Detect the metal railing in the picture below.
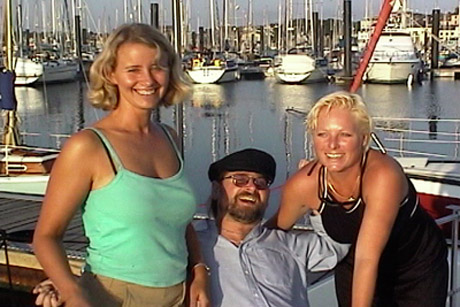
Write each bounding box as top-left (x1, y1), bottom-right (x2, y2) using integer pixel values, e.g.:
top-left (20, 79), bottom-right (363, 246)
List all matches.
top-left (437, 205), bottom-right (460, 307)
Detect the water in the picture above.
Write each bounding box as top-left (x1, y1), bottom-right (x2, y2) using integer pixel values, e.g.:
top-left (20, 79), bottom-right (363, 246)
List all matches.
top-left (9, 78), bottom-right (460, 214)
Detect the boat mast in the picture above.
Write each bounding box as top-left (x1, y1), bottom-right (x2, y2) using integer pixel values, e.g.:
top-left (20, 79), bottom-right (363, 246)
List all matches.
top-left (277, 0), bottom-right (282, 51)
top-left (209, 0), bottom-right (215, 48)
top-left (223, 0), bottom-right (228, 49)
top-left (309, 0), bottom-right (314, 52)
top-left (5, 0), bottom-right (13, 71)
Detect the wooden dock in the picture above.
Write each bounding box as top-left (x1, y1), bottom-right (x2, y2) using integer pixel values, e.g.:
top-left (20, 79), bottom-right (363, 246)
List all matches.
top-left (0, 193), bottom-right (86, 290)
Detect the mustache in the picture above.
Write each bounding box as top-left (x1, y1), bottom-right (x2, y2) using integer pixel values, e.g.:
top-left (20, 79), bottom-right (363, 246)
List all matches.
top-left (235, 191), bottom-right (261, 202)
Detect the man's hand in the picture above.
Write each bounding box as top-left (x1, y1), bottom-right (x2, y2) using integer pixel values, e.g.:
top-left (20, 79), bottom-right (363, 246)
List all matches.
top-left (33, 279), bottom-right (62, 307)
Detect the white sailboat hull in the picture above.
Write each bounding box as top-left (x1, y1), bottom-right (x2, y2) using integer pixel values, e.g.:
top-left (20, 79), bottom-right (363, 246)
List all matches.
top-left (0, 175), bottom-right (49, 196)
top-left (0, 147), bottom-right (58, 196)
top-left (187, 66), bottom-right (239, 84)
top-left (14, 58), bottom-right (43, 85)
top-left (38, 60), bottom-right (79, 83)
top-left (274, 54), bottom-right (324, 84)
top-left (14, 58), bottom-right (79, 85)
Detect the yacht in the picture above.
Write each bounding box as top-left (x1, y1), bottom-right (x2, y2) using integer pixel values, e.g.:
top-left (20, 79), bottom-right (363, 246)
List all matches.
top-left (274, 48), bottom-right (328, 84)
top-left (365, 32), bottom-right (422, 84)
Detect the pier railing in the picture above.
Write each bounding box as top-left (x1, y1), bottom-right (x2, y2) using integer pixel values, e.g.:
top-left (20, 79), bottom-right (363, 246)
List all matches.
top-left (437, 205), bottom-right (460, 307)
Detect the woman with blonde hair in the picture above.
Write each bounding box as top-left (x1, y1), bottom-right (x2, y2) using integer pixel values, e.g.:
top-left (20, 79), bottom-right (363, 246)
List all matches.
top-left (33, 23), bottom-right (209, 307)
top-left (272, 91), bottom-right (447, 306)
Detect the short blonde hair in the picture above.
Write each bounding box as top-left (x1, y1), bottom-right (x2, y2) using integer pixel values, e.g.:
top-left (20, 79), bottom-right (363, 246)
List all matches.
top-left (88, 23), bottom-right (190, 110)
top-left (306, 91), bottom-right (374, 149)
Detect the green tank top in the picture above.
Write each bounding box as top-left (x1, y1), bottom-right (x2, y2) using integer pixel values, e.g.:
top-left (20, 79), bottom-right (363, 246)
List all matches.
top-left (82, 126), bottom-right (196, 287)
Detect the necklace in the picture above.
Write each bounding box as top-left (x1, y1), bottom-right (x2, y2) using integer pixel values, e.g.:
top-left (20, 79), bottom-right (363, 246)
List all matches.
top-left (327, 171), bottom-right (361, 202)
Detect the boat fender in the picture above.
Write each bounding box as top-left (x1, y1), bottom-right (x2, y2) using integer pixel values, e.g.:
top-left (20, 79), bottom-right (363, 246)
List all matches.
top-left (407, 74), bottom-right (414, 87)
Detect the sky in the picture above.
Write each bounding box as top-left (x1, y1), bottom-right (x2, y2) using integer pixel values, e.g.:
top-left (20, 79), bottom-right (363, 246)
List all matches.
top-left (8, 0), bottom-right (457, 32)
top-left (80, 0), bottom-right (458, 31)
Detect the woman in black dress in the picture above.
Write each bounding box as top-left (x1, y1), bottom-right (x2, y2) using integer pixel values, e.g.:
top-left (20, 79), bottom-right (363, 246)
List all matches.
top-left (272, 91), bottom-right (447, 306)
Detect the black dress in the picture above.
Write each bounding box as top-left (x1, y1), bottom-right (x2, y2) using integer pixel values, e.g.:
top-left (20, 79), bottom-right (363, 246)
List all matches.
top-left (317, 162), bottom-right (448, 307)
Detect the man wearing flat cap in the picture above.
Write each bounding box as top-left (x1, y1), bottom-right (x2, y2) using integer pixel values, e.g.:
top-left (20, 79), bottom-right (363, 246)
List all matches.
top-left (195, 148), bottom-right (349, 307)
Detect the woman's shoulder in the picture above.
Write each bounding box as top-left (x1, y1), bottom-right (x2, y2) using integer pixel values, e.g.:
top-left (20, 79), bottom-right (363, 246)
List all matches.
top-left (366, 150), bottom-right (403, 175)
top-left (285, 160), bottom-right (319, 192)
top-left (60, 129), bottom-right (104, 158)
top-left (364, 150), bottom-right (407, 189)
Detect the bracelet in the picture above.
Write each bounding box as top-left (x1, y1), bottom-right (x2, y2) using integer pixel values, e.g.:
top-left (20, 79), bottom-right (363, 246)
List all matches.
top-left (192, 262), bottom-right (211, 275)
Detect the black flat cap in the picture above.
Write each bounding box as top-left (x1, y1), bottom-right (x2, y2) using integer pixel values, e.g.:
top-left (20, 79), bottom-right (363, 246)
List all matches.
top-left (208, 148), bottom-right (276, 183)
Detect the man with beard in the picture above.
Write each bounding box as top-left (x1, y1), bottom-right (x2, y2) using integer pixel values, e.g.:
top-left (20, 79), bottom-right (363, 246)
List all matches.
top-left (196, 148), bottom-right (349, 307)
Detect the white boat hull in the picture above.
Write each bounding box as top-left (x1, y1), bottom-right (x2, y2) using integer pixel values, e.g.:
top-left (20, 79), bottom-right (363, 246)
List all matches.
top-left (186, 66), bottom-right (239, 84)
top-left (274, 54), bottom-right (326, 84)
top-left (0, 175), bottom-right (49, 195)
top-left (38, 60), bottom-right (79, 83)
top-left (14, 58), bottom-right (43, 85)
top-left (365, 32), bottom-right (422, 84)
top-left (14, 58), bottom-right (79, 85)
top-left (0, 147), bottom-right (57, 196)
top-left (366, 60), bottom-right (421, 84)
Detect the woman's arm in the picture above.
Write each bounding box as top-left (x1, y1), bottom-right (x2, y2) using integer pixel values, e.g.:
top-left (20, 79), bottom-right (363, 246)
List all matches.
top-left (186, 224), bottom-right (210, 307)
top-left (267, 164), bottom-right (317, 229)
top-left (163, 125), bottom-right (210, 306)
top-left (351, 156), bottom-right (406, 307)
top-left (33, 131), bottom-right (101, 307)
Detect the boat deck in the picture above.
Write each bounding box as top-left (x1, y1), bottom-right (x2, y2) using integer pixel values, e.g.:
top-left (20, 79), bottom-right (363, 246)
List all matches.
top-left (0, 193), bottom-right (86, 289)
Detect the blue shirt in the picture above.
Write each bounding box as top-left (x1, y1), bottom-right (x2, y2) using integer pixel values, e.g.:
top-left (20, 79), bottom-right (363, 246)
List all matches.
top-left (195, 216), bottom-right (349, 307)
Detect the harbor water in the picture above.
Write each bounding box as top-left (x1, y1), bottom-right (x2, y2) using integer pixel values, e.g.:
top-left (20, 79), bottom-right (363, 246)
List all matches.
top-left (10, 78), bottom-right (460, 215)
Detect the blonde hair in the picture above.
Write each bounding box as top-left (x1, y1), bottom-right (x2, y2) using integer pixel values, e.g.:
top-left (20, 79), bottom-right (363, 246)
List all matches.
top-left (88, 23), bottom-right (190, 110)
top-left (306, 91), bottom-right (374, 149)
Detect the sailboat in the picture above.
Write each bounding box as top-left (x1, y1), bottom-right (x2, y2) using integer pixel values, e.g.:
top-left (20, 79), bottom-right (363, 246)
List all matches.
top-left (185, 0), bottom-right (239, 84)
top-left (14, 57), bottom-right (79, 86)
top-left (0, 0), bottom-right (58, 196)
top-left (273, 0), bottom-right (328, 84)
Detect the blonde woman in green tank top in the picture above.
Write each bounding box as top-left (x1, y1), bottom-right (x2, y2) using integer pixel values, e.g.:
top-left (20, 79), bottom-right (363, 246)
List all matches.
top-left (33, 24), bottom-right (210, 307)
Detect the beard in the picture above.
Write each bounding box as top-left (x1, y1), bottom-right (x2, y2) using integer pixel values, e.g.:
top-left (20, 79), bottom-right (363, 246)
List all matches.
top-left (226, 191), bottom-right (265, 224)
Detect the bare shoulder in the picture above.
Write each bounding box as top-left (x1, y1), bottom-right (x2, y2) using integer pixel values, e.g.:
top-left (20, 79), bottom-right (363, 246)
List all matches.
top-left (284, 160), bottom-right (319, 199)
top-left (55, 129), bottom-right (104, 167)
top-left (363, 150), bottom-right (407, 197)
top-left (365, 150), bottom-right (404, 179)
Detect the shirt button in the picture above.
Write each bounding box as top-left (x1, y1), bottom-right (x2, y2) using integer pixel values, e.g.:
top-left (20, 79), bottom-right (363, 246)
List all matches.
top-left (244, 270), bottom-right (249, 275)
top-left (254, 293), bottom-right (259, 297)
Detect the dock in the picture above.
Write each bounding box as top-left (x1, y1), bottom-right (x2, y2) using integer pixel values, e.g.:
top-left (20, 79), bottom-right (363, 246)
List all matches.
top-left (0, 193), bottom-right (86, 290)
top-left (432, 68), bottom-right (460, 79)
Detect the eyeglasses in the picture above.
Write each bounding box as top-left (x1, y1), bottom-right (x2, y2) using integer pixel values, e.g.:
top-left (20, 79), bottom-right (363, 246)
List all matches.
top-left (222, 174), bottom-right (271, 190)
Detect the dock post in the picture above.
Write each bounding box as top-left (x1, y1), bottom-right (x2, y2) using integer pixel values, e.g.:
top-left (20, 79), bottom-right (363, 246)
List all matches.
top-left (150, 3), bottom-right (161, 123)
top-left (171, 0), bottom-right (184, 155)
top-left (343, 0), bottom-right (352, 77)
top-left (150, 3), bottom-right (160, 30)
top-left (313, 12), bottom-right (319, 56)
top-left (431, 9), bottom-right (440, 80)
